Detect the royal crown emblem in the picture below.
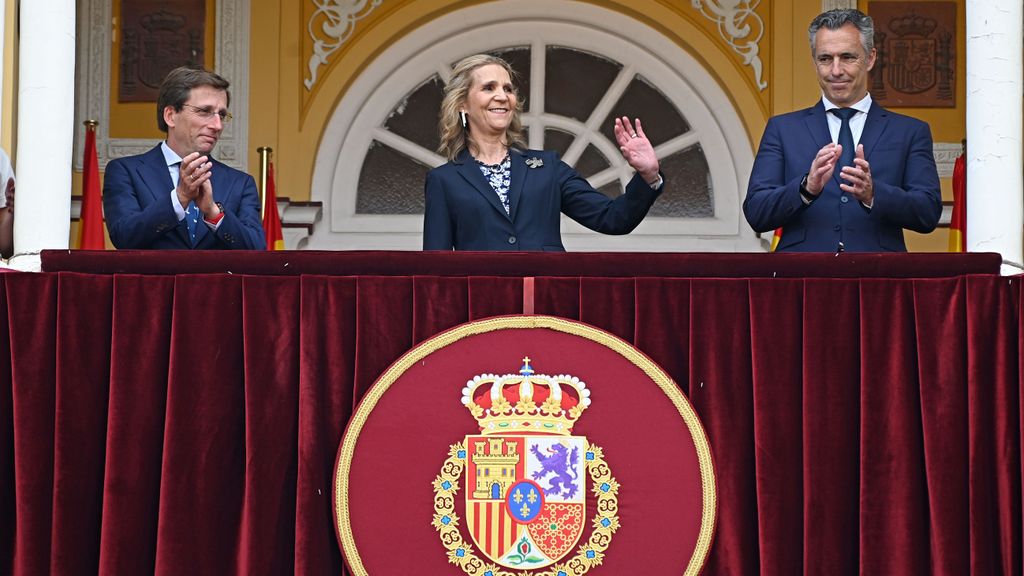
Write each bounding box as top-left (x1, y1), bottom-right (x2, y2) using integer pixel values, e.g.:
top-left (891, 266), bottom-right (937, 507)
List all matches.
top-left (433, 358), bottom-right (620, 576)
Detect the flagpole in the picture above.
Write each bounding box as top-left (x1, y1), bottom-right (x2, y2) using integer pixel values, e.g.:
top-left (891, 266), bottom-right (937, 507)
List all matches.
top-left (257, 146), bottom-right (271, 221)
top-left (79, 118), bottom-right (104, 250)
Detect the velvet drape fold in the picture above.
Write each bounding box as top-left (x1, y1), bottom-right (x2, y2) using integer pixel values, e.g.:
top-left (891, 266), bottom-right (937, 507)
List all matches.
top-left (1, 257), bottom-right (1020, 574)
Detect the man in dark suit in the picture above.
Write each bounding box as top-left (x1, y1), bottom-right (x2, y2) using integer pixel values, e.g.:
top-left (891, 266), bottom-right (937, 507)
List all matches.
top-left (103, 67), bottom-right (265, 250)
top-left (743, 9), bottom-right (942, 252)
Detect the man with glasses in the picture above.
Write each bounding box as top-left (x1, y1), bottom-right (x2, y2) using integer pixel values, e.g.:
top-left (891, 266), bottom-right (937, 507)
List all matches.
top-left (743, 9), bottom-right (941, 252)
top-left (103, 67), bottom-right (266, 249)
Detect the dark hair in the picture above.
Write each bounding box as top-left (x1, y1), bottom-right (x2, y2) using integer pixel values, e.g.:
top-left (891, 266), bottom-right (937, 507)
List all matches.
top-left (156, 67), bottom-right (231, 132)
top-left (808, 9), bottom-right (875, 56)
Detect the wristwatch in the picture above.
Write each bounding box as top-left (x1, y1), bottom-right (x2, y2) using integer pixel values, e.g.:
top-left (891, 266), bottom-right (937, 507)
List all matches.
top-left (799, 174), bottom-right (817, 202)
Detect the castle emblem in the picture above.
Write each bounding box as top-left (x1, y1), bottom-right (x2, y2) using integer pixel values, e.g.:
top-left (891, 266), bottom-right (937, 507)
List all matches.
top-left (432, 358), bottom-right (620, 576)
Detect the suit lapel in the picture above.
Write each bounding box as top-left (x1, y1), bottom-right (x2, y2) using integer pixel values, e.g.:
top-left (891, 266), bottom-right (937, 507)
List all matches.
top-left (456, 152), bottom-right (510, 220)
top-left (507, 151), bottom-right (527, 221)
top-left (802, 105), bottom-right (849, 188)
top-left (858, 102), bottom-right (888, 160)
top-left (803, 103), bottom-right (832, 150)
top-left (139, 145), bottom-right (191, 246)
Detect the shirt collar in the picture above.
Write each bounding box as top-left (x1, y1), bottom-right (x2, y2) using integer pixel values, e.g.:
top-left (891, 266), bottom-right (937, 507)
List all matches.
top-left (160, 141), bottom-right (183, 167)
top-left (821, 93), bottom-right (872, 114)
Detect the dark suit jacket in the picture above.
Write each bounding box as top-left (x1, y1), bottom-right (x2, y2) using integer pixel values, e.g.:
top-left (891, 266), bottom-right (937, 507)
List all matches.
top-left (743, 101), bottom-right (942, 252)
top-left (103, 144), bottom-right (266, 250)
top-left (423, 149), bottom-right (661, 251)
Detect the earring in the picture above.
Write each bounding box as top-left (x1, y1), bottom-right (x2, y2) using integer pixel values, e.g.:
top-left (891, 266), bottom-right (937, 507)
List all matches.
top-left (460, 111), bottom-right (467, 129)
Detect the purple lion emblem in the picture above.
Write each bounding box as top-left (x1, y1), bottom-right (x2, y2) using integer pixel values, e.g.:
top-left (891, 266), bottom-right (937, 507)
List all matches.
top-left (530, 443), bottom-right (580, 499)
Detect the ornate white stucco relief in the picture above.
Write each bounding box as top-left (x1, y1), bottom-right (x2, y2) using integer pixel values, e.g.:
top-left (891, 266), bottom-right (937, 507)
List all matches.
top-left (304, 0), bottom-right (383, 90)
top-left (690, 0), bottom-right (768, 90)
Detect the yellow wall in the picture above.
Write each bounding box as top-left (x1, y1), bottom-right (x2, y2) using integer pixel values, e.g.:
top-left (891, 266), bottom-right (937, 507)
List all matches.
top-left (256, 0), bottom-right (773, 208)
top-left (108, 0), bottom-right (218, 140)
top-left (75, 0), bottom-right (966, 251)
top-left (2, 0), bottom-right (16, 155)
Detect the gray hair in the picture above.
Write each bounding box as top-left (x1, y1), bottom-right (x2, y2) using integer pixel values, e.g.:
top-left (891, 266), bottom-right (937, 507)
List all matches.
top-left (808, 9), bottom-right (875, 56)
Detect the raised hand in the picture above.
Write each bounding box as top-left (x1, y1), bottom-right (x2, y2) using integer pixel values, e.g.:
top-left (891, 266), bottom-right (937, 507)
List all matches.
top-left (614, 117), bottom-right (660, 185)
top-left (839, 144), bottom-right (874, 206)
top-left (175, 152), bottom-right (213, 209)
top-left (5, 177), bottom-right (13, 215)
top-left (805, 143), bottom-right (840, 196)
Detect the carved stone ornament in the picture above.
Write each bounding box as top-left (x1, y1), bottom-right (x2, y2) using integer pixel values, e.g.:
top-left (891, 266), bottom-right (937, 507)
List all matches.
top-left (304, 0), bottom-right (383, 91)
top-left (821, 0), bottom-right (857, 11)
top-left (119, 2), bottom-right (206, 102)
top-left (689, 0), bottom-right (767, 91)
top-left (75, 0), bottom-right (251, 171)
top-left (868, 2), bottom-right (957, 108)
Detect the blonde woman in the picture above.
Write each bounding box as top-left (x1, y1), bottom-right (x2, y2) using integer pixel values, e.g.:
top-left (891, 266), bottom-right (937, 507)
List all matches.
top-left (423, 54), bottom-right (664, 251)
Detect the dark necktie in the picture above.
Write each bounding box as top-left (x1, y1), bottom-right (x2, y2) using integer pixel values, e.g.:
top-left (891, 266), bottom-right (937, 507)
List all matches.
top-left (174, 162), bottom-right (199, 245)
top-left (830, 107), bottom-right (857, 170)
top-left (186, 202), bottom-right (199, 245)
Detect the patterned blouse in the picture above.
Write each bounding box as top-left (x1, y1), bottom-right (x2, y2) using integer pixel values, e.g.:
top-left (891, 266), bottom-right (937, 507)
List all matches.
top-left (476, 153), bottom-right (512, 215)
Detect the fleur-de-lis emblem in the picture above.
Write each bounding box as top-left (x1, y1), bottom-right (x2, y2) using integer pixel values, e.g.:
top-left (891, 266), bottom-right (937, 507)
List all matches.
top-left (525, 157), bottom-right (544, 169)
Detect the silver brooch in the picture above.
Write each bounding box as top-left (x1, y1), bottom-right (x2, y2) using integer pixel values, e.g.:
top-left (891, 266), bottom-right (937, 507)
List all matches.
top-left (525, 157), bottom-right (544, 169)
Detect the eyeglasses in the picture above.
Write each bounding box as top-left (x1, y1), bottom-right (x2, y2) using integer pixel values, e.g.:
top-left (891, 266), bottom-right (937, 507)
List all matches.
top-left (182, 104), bottom-right (233, 124)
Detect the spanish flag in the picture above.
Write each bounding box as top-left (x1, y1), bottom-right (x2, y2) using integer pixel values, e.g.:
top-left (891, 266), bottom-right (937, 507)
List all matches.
top-left (79, 121), bottom-right (106, 249)
top-left (948, 149), bottom-right (966, 252)
top-left (263, 160), bottom-right (284, 251)
top-left (770, 227), bottom-right (782, 252)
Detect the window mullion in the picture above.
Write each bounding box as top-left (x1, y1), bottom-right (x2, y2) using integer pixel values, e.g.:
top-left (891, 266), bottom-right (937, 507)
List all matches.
top-left (562, 64), bottom-right (635, 166)
top-left (528, 40), bottom-right (546, 149)
top-left (372, 128), bottom-right (446, 169)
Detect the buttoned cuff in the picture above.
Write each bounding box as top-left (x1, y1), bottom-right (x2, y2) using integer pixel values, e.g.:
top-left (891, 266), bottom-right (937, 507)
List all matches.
top-left (170, 188), bottom-right (187, 221)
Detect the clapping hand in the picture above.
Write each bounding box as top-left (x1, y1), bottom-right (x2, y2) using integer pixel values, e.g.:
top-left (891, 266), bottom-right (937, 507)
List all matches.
top-left (839, 145), bottom-right (874, 206)
top-left (176, 152), bottom-right (222, 220)
top-left (805, 143), bottom-right (840, 197)
top-left (4, 178), bottom-right (13, 215)
top-left (614, 117), bottom-right (660, 186)
top-left (175, 152), bottom-right (213, 209)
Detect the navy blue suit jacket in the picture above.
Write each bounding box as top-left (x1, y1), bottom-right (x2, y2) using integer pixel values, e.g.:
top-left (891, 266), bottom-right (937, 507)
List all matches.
top-left (743, 101), bottom-right (941, 252)
top-left (423, 149), bottom-right (661, 251)
top-left (103, 144), bottom-right (266, 250)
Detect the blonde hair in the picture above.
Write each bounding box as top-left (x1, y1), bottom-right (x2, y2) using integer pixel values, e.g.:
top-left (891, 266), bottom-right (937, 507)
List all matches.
top-left (438, 54), bottom-right (527, 161)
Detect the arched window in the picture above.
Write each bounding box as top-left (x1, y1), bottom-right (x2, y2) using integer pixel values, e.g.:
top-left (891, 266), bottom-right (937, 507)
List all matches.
top-left (311, 2), bottom-right (757, 251)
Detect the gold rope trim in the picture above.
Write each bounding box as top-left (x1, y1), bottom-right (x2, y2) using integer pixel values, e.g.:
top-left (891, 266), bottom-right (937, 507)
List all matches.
top-left (335, 316), bottom-right (716, 575)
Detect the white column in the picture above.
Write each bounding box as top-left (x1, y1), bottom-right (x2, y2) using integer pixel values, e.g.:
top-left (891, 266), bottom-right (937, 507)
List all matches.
top-left (966, 0), bottom-right (1023, 274)
top-left (0, 0), bottom-right (6, 139)
top-left (9, 0), bottom-right (76, 271)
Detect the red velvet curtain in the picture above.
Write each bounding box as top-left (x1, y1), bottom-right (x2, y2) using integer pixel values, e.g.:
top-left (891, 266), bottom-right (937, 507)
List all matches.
top-left (1, 268), bottom-right (1021, 575)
